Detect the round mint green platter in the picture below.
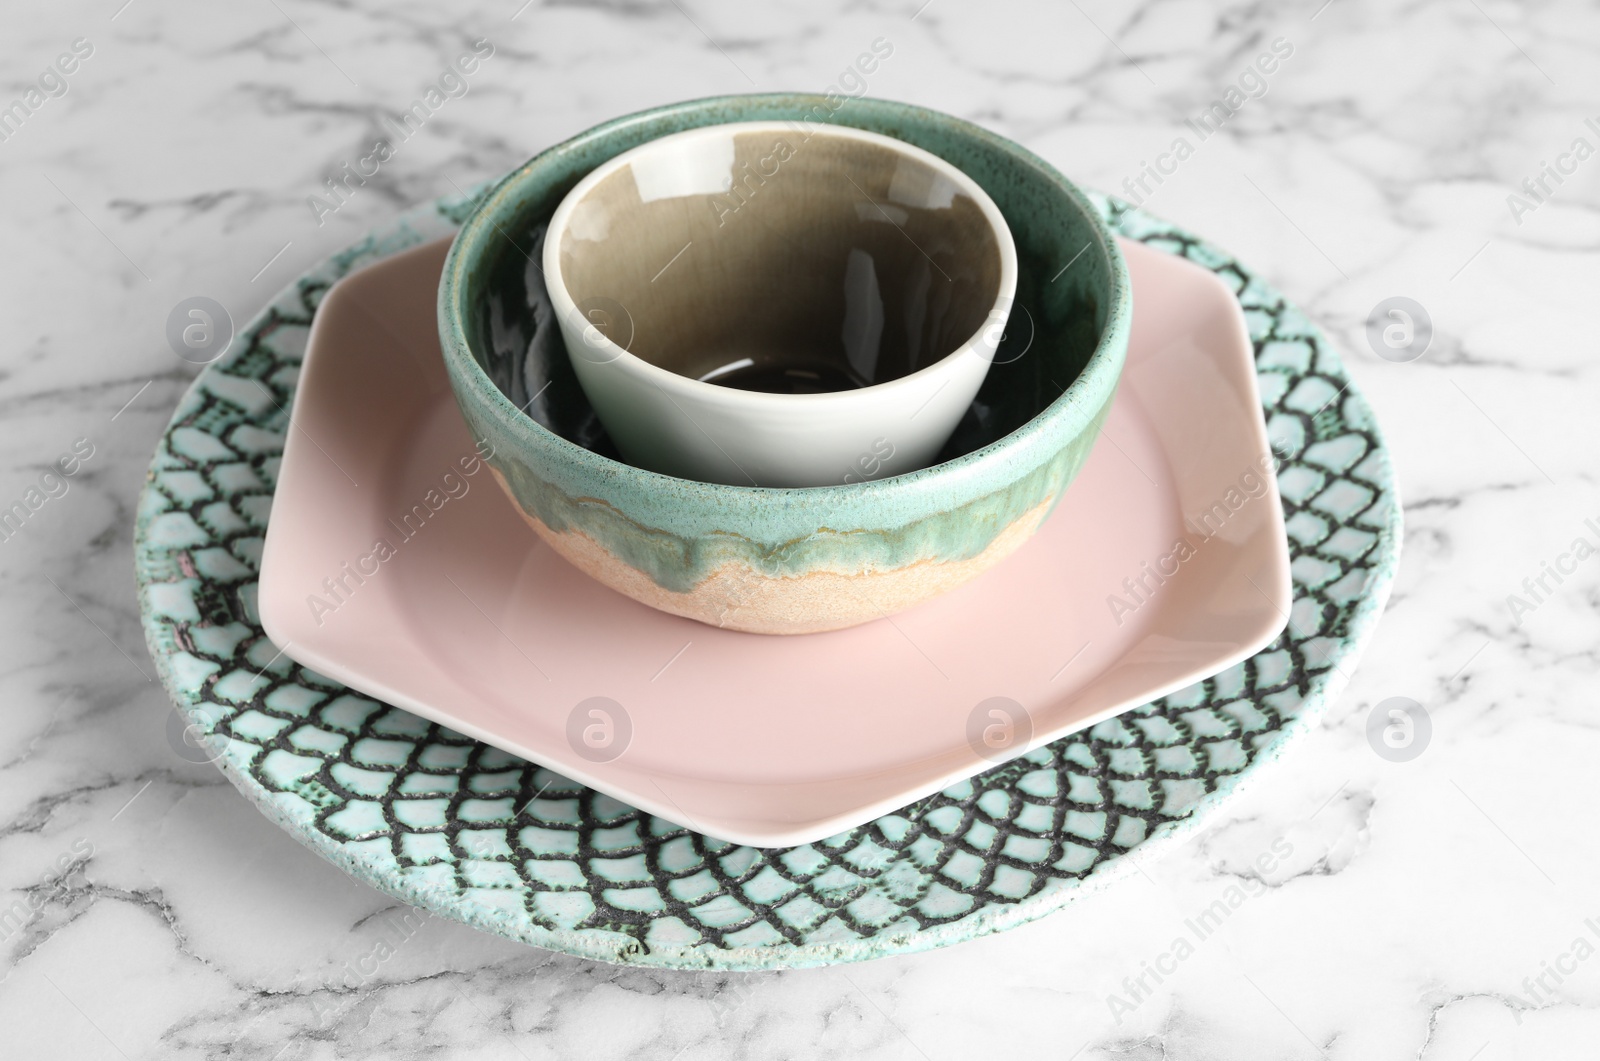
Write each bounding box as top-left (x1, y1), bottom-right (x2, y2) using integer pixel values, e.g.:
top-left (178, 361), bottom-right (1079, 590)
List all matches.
top-left (135, 166), bottom-right (1400, 972)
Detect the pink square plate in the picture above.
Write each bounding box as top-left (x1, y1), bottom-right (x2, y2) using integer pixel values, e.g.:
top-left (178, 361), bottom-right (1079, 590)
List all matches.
top-left (258, 236), bottom-right (1290, 848)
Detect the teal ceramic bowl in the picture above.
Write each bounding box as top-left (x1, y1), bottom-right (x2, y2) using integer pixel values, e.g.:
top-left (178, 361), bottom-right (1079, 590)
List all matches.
top-left (438, 94), bottom-right (1131, 635)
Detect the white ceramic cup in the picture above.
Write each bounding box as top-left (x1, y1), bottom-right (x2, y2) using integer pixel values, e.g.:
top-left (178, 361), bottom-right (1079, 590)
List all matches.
top-left (542, 121), bottom-right (1018, 488)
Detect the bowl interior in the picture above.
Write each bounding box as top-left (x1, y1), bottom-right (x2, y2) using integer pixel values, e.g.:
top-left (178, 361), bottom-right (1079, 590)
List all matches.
top-left (462, 97), bottom-right (1113, 470)
top-left (552, 123), bottom-right (1005, 393)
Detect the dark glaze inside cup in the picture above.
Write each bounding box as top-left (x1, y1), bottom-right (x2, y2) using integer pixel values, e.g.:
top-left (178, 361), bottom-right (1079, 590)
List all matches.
top-left (553, 125), bottom-right (1004, 394)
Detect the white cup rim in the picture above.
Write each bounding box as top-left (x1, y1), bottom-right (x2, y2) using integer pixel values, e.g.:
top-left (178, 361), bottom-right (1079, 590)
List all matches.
top-left (541, 120), bottom-right (1020, 408)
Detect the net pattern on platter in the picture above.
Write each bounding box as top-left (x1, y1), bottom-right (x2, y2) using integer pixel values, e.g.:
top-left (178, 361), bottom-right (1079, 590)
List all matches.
top-left (136, 195), bottom-right (1397, 964)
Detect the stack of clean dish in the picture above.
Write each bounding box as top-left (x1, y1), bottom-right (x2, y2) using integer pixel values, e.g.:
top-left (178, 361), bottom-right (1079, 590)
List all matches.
top-left (251, 95), bottom-right (1294, 848)
top-left (139, 93), bottom-right (1413, 969)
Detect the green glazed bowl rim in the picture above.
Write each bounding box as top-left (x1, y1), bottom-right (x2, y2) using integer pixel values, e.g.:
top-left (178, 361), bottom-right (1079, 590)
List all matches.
top-left (437, 92), bottom-right (1132, 504)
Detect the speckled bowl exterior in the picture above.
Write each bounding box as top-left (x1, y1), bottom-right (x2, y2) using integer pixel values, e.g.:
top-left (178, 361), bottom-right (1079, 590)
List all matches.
top-left (437, 94), bottom-right (1131, 635)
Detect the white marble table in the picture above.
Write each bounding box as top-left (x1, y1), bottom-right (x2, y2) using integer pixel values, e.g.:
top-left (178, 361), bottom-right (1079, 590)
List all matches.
top-left (1, 0), bottom-right (1595, 1057)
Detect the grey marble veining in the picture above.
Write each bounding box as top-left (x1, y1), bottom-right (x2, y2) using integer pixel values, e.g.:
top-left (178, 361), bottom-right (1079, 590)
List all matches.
top-left (1, 0), bottom-right (1597, 1057)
